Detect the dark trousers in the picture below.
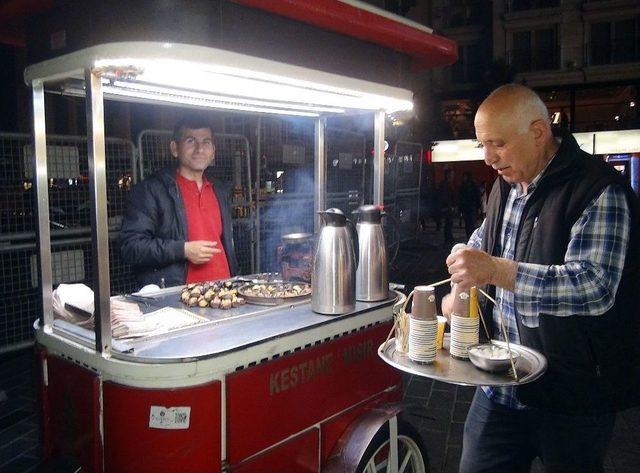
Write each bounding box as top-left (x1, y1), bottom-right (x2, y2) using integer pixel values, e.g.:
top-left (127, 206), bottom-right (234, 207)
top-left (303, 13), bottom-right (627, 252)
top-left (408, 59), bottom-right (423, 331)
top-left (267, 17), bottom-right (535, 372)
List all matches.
top-left (460, 388), bottom-right (615, 473)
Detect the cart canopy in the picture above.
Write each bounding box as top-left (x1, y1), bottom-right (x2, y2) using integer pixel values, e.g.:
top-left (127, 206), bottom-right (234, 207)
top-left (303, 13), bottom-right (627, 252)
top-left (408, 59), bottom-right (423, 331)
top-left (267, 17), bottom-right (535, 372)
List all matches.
top-left (24, 42), bottom-right (414, 117)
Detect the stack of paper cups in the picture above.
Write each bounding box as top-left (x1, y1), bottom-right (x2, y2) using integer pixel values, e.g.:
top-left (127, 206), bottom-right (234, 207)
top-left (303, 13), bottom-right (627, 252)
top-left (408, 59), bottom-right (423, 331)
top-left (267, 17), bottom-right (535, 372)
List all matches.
top-left (409, 317), bottom-right (438, 363)
top-left (450, 313), bottom-right (479, 359)
top-left (408, 285), bottom-right (438, 364)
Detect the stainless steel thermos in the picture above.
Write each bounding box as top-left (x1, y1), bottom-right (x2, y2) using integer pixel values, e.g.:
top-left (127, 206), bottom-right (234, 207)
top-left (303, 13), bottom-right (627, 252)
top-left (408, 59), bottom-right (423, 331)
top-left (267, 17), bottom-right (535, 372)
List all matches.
top-left (354, 205), bottom-right (389, 302)
top-left (311, 208), bottom-right (358, 315)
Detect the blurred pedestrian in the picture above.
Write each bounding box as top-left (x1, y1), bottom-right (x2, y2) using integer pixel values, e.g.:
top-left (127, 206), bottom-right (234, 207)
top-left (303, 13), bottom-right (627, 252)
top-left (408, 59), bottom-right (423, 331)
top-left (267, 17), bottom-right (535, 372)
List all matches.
top-left (479, 180), bottom-right (489, 218)
top-left (458, 171), bottom-right (481, 239)
top-left (437, 169), bottom-right (455, 243)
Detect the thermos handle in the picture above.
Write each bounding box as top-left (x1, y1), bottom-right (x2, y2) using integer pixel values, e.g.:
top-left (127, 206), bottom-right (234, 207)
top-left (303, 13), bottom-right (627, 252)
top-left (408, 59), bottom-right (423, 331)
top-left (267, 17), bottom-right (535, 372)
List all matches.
top-left (346, 218), bottom-right (359, 268)
top-left (381, 209), bottom-right (401, 265)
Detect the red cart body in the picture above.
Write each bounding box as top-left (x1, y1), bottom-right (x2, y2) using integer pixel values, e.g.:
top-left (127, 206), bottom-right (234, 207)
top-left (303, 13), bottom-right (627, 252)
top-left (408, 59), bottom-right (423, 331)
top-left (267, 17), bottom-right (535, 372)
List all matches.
top-left (36, 301), bottom-right (404, 472)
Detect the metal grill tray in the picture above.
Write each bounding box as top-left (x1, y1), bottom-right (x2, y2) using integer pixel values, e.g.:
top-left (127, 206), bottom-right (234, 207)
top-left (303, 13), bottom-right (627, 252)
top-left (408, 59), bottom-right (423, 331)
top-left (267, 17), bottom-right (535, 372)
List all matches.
top-left (378, 339), bottom-right (547, 387)
top-left (236, 283), bottom-right (311, 306)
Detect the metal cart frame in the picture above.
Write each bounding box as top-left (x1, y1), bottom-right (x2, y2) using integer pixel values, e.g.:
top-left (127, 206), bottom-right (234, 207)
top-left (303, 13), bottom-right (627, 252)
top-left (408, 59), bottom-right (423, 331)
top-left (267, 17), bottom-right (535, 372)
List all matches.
top-left (25, 41), bottom-right (412, 357)
top-left (26, 42), bottom-right (427, 473)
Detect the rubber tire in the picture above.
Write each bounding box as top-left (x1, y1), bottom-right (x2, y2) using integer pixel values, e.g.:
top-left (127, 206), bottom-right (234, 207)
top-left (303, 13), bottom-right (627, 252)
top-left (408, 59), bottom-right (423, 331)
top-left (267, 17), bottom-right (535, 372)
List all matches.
top-left (355, 420), bottom-right (430, 473)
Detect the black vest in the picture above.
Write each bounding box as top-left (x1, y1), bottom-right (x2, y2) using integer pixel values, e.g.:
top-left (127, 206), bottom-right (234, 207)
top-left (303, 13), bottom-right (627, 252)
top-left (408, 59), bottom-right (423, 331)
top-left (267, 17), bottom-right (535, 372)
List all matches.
top-left (481, 132), bottom-right (640, 415)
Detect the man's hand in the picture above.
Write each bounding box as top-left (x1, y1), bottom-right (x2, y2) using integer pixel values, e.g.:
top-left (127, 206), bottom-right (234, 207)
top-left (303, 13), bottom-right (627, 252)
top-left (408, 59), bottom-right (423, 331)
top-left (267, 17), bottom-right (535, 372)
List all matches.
top-left (446, 247), bottom-right (517, 291)
top-left (441, 293), bottom-right (453, 321)
top-left (184, 240), bottom-right (221, 265)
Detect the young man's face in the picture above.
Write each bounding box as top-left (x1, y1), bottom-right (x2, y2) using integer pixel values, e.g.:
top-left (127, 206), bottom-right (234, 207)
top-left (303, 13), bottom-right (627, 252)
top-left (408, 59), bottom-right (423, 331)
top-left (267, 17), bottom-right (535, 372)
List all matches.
top-left (171, 127), bottom-right (215, 175)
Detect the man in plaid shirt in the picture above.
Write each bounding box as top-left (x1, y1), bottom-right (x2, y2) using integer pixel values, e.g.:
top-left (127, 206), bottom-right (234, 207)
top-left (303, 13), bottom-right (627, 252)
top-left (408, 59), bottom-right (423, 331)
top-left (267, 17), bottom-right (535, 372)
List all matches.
top-left (442, 85), bottom-right (639, 473)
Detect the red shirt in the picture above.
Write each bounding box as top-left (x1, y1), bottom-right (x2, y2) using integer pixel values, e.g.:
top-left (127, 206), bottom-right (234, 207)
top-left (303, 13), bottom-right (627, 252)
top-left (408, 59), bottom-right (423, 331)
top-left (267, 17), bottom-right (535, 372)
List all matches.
top-left (176, 172), bottom-right (230, 283)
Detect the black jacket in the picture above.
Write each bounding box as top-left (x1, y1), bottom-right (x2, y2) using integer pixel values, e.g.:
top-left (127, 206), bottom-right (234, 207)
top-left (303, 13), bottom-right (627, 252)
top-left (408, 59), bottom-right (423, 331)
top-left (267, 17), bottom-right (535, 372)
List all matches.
top-left (481, 132), bottom-right (640, 414)
top-left (119, 166), bottom-right (239, 288)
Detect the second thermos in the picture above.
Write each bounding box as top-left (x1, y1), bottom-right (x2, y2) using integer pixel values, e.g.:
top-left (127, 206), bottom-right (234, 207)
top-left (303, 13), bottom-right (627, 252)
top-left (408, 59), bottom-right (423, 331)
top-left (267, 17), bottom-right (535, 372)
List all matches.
top-left (355, 205), bottom-right (394, 302)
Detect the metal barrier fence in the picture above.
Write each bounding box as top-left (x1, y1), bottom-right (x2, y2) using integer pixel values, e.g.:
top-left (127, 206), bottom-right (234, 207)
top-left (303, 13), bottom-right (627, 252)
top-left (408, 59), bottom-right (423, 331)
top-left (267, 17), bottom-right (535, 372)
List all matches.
top-left (392, 141), bottom-right (423, 242)
top-left (326, 128), bottom-right (366, 194)
top-left (256, 122), bottom-right (368, 271)
top-left (259, 194), bottom-right (315, 272)
top-left (258, 189), bottom-right (360, 273)
top-left (137, 130), bottom-right (256, 275)
top-left (256, 129), bottom-right (423, 268)
top-left (137, 123), bottom-right (370, 274)
top-left (0, 125), bottom-right (422, 353)
top-left (394, 141), bottom-right (423, 191)
top-left (255, 117), bottom-right (312, 272)
top-left (384, 153), bottom-right (398, 200)
top-left (0, 132), bottom-right (137, 352)
top-left (395, 189), bottom-right (421, 242)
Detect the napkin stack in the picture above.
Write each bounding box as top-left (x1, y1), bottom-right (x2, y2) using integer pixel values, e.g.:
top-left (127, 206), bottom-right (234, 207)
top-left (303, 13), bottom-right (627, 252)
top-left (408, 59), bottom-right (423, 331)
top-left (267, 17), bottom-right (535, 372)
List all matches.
top-left (52, 284), bottom-right (157, 338)
top-left (52, 283), bottom-right (94, 326)
top-left (110, 299), bottom-right (157, 338)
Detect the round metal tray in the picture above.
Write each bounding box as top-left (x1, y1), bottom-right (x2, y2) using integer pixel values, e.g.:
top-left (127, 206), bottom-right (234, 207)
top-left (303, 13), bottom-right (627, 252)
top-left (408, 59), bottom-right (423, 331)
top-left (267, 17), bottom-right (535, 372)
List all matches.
top-left (378, 338), bottom-right (547, 387)
top-left (232, 272), bottom-right (283, 284)
top-left (237, 283), bottom-right (311, 306)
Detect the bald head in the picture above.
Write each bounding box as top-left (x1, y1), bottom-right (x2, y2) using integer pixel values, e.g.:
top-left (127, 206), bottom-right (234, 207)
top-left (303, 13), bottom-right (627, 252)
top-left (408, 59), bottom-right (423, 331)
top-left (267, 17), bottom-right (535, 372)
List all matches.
top-left (476, 84), bottom-right (550, 134)
top-left (473, 84), bottom-right (559, 190)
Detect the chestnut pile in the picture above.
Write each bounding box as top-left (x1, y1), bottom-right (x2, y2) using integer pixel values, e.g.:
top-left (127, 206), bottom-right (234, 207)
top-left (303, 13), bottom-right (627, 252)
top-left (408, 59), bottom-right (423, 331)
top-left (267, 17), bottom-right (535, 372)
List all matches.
top-left (180, 280), bottom-right (246, 310)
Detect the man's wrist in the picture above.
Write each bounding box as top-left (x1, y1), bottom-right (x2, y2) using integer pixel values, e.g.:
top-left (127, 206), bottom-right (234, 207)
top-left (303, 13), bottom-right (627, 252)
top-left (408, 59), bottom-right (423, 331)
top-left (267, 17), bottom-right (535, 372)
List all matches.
top-left (441, 293), bottom-right (453, 317)
top-left (489, 257), bottom-right (517, 291)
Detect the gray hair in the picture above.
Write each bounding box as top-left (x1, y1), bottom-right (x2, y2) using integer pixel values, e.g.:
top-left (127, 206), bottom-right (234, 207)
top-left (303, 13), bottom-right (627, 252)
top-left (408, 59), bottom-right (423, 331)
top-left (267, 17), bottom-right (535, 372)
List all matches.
top-left (485, 84), bottom-right (550, 134)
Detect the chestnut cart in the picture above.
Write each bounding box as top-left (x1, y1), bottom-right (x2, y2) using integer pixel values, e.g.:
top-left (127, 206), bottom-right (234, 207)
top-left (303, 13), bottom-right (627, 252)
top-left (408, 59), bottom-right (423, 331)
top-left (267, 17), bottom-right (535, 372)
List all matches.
top-left (37, 288), bottom-right (412, 472)
top-left (27, 42), bottom-right (434, 472)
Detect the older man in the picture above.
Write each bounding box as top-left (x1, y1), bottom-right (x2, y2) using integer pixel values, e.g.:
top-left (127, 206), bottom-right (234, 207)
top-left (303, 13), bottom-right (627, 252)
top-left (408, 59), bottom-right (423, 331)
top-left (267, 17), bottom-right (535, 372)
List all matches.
top-left (443, 84), bottom-right (639, 473)
top-left (120, 115), bottom-right (238, 288)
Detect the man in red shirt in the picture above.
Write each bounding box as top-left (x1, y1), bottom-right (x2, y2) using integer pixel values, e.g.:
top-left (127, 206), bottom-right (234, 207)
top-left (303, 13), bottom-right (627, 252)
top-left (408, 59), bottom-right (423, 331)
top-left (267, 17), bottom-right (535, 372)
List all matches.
top-left (120, 115), bottom-right (238, 287)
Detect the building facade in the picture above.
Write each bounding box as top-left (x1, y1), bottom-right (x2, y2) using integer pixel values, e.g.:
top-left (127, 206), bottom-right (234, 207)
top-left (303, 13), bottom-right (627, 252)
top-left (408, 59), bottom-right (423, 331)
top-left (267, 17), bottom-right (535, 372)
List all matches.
top-left (425, 0), bottom-right (640, 137)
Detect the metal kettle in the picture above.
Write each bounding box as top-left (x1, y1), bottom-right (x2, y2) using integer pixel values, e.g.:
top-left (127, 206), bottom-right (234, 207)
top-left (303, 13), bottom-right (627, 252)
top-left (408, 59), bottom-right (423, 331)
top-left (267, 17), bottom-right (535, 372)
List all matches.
top-left (311, 208), bottom-right (359, 315)
top-left (354, 205), bottom-right (396, 302)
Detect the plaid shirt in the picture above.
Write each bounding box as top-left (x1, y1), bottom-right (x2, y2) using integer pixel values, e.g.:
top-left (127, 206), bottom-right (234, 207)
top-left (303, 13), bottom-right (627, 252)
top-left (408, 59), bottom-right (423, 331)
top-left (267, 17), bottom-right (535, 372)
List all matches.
top-left (467, 168), bottom-right (630, 409)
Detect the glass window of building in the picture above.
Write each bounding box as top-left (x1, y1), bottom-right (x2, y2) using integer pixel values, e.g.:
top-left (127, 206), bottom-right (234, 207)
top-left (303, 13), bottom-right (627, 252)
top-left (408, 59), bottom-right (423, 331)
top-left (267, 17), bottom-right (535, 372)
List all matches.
top-left (511, 27), bottom-right (558, 72)
top-left (510, 0), bottom-right (559, 12)
top-left (589, 17), bottom-right (640, 65)
top-left (446, 0), bottom-right (486, 27)
top-left (534, 28), bottom-right (558, 70)
top-left (512, 31), bottom-right (533, 72)
top-left (451, 43), bottom-right (485, 83)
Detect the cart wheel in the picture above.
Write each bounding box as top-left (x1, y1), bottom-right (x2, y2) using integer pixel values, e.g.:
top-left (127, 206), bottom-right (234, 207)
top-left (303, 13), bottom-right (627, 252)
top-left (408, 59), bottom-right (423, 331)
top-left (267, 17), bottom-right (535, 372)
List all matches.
top-left (356, 420), bottom-right (429, 473)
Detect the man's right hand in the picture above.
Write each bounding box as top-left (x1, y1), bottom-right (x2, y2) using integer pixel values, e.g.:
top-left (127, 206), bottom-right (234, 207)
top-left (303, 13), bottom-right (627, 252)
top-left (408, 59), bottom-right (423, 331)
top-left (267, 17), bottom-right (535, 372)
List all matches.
top-left (184, 240), bottom-right (221, 264)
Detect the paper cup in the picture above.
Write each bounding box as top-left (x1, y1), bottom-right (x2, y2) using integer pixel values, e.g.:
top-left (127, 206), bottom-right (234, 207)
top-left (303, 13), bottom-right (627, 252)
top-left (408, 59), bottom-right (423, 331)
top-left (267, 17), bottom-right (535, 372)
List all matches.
top-left (450, 314), bottom-right (479, 359)
top-left (436, 316), bottom-right (447, 350)
top-left (412, 285), bottom-right (437, 320)
top-left (408, 317), bottom-right (437, 364)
